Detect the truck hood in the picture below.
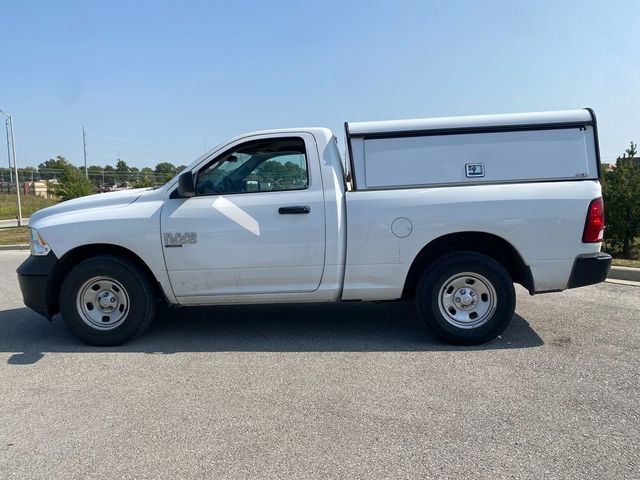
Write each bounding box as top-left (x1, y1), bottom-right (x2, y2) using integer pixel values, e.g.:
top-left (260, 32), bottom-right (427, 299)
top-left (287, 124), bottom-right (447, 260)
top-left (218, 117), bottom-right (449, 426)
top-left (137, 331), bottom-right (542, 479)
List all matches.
top-left (29, 188), bottom-right (153, 227)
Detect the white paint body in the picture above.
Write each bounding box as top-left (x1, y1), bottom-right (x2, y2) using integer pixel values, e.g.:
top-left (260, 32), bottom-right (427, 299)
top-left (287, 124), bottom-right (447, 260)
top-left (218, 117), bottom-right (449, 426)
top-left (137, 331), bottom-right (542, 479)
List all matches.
top-left (29, 110), bottom-right (602, 306)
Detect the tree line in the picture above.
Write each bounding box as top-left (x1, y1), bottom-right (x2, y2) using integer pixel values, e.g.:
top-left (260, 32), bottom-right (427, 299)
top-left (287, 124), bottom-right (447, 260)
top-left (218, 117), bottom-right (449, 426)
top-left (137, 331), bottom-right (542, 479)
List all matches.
top-left (0, 156), bottom-right (187, 189)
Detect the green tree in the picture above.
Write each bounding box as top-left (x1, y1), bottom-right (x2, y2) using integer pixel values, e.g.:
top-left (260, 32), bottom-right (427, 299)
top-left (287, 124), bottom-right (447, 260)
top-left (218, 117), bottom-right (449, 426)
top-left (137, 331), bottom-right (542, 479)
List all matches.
top-left (139, 167), bottom-right (155, 180)
top-left (116, 159), bottom-right (131, 183)
top-left (136, 167), bottom-right (157, 187)
top-left (18, 166), bottom-right (39, 181)
top-left (0, 167), bottom-right (10, 182)
top-left (87, 165), bottom-right (105, 186)
top-left (115, 159), bottom-right (129, 171)
top-left (256, 159), bottom-right (305, 189)
top-left (132, 177), bottom-right (156, 188)
top-left (602, 141), bottom-right (640, 257)
top-left (103, 165), bottom-right (117, 186)
top-left (38, 156), bottom-right (73, 180)
top-left (52, 165), bottom-right (94, 201)
top-left (154, 162), bottom-right (177, 183)
top-left (131, 166), bottom-right (156, 188)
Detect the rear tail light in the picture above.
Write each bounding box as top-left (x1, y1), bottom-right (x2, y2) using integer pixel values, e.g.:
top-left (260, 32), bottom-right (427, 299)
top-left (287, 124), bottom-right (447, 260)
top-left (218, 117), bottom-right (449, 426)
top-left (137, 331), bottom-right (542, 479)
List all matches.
top-left (582, 197), bottom-right (605, 243)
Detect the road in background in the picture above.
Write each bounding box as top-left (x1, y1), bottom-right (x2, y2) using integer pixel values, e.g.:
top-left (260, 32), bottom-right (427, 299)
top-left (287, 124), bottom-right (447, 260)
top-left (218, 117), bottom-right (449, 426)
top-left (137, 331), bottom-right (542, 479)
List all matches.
top-left (0, 218), bottom-right (29, 228)
top-left (0, 251), bottom-right (638, 479)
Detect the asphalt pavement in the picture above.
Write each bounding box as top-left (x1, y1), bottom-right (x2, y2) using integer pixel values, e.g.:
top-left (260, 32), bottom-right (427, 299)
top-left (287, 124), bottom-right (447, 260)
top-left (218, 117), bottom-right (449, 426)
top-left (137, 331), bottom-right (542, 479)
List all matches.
top-left (0, 250), bottom-right (638, 479)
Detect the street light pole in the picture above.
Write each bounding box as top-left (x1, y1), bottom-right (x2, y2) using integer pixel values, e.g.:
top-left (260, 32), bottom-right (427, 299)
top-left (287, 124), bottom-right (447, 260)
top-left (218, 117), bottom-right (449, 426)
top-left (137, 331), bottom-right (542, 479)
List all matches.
top-left (3, 117), bottom-right (12, 183)
top-left (82, 126), bottom-right (88, 178)
top-left (9, 116), bottom-right (22, 226)
top-left (0, 108), bottom-right (23, 226)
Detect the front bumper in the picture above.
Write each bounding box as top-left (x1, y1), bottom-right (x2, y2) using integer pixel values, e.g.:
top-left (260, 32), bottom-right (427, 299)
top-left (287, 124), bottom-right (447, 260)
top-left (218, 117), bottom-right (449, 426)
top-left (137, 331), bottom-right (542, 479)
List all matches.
top-left (16, 251), bottom-right (58, 320)
top-left (567, 252), bottom-right (612, 289)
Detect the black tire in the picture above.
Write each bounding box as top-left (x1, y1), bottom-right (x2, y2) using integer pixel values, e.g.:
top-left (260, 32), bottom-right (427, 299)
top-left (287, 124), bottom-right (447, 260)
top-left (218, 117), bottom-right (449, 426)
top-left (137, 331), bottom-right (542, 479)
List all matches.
top-left (416, 251), bottom-right (515, 345)
top-left (59, 255), bottom-right (157, 346)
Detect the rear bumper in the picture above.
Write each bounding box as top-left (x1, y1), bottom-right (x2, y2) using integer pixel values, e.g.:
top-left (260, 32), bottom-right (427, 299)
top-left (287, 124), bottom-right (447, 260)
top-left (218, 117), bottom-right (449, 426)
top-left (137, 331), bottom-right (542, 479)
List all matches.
top-left (16, 251), bottom-right (58, 320)
top-left (567, 252), bottom-right (612, 289)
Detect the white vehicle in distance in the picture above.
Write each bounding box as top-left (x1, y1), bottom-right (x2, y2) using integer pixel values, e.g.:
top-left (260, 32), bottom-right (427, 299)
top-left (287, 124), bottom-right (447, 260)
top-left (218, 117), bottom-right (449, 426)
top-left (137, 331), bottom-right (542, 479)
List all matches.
top-left (17, 109), bottom-right (611, 346)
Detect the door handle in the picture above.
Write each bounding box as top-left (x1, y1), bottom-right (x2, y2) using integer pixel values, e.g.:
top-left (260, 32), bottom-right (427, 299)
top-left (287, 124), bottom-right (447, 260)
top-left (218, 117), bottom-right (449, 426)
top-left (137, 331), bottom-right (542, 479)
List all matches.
top-left (278, 206), bottom-right (310, 214)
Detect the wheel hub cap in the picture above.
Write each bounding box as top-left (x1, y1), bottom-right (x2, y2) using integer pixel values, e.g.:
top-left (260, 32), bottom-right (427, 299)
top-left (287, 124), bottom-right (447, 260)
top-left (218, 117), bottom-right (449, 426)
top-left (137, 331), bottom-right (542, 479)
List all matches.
top-left (438, 273), bottom-right (497, 329)
top-left (76, 276), bottom-right (130, 331)
top-left (97, 291), bottom-right (117, 311)
top-left (454, 288), bottom-right (477, 309)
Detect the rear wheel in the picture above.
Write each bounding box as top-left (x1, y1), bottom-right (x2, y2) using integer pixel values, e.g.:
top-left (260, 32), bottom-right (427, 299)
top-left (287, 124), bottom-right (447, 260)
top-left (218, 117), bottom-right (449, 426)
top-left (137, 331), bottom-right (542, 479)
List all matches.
top-left (416, 251), bottom-right (515, 345)
top-left (59, 255), bottom-right (156, 346)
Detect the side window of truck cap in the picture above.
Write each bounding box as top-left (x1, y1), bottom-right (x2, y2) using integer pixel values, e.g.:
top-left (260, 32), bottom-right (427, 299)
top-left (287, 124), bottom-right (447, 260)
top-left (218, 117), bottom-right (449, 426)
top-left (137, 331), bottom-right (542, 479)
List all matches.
top-left (195, 137), bottom-right (309, 196)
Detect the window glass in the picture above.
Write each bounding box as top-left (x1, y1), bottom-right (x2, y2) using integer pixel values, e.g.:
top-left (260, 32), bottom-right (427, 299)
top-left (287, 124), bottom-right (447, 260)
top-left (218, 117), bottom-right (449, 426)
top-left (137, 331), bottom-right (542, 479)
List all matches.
top-left (195, 138), bottom-right (308, 195)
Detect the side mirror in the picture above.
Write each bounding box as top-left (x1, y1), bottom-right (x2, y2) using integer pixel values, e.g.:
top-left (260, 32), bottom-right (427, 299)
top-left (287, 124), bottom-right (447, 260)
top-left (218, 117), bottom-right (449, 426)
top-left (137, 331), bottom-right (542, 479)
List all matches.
top-left (176, 171), bottom-right (195, 198)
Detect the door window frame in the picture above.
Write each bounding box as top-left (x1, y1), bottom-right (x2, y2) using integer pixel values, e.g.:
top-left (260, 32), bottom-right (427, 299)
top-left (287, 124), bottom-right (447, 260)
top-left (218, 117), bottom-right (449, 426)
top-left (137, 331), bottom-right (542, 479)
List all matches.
top-left (192, 136), bottom-right (311, 197)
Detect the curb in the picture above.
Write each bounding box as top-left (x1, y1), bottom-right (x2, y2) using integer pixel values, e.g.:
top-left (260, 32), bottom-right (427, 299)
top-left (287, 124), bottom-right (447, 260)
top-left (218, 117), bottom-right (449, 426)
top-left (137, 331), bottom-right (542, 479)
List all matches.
top-left (608, 266), bottom-right (640, 282)
top-left (0, 244), bottom-right (29, 251)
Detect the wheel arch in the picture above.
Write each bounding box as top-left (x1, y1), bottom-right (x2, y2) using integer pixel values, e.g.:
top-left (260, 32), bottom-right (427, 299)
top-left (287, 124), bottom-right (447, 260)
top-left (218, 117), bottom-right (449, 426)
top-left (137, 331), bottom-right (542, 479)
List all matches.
top-left (402, 231), bottom-right (534, 298)
top-left (49, 243), bottom-right (165, 315)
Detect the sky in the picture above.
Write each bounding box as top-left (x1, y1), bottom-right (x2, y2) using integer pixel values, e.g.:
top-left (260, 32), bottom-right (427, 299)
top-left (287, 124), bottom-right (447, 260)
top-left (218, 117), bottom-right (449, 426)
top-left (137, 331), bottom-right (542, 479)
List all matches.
top-left (0, 0), bottom-right (638, 169)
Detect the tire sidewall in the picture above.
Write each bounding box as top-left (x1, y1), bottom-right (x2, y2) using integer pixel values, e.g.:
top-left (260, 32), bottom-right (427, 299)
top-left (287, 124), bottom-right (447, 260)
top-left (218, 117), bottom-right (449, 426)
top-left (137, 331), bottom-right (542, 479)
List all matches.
top-left (417, 253), bottom-right (515, 345)
top-left (60, 257), bottom-right (153, 346)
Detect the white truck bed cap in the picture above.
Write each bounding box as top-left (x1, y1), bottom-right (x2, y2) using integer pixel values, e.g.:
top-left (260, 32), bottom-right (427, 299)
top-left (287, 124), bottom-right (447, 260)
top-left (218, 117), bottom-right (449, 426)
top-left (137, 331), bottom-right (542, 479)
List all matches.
top-left (346, 109), bottom-right (593, 137)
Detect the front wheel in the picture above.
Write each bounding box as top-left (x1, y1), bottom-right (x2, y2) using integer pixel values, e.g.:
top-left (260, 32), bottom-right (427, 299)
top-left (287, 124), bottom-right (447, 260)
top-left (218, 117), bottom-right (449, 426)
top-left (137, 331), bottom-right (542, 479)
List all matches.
top-left (59, 255), bottom-right (157, 346)
top-left (416, 252), bottom-right (515, 345)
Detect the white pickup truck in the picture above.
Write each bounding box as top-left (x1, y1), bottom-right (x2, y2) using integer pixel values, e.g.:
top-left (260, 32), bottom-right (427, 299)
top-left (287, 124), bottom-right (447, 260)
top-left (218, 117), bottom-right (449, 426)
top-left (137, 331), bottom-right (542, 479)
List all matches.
top-left (18, 109), bottom-right (611, 346)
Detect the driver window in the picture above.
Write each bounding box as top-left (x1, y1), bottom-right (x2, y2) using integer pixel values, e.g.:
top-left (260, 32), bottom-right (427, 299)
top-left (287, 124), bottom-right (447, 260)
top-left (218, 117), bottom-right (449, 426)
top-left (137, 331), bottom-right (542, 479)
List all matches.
top-left (195, 137), bottom-right (308, 195)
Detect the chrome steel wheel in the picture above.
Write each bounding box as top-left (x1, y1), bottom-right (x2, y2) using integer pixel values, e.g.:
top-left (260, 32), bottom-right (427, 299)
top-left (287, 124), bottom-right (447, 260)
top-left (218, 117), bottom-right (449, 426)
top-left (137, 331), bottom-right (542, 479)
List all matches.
top-left (438, 272), bottom-right (497, 329)
top-left (76, 276), bottom-right (130, 330)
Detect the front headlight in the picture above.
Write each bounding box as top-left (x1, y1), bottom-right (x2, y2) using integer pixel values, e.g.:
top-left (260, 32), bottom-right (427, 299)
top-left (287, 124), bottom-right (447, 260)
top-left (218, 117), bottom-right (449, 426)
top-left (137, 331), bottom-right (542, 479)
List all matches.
top-left (29, 228), bottom-right (51, 256)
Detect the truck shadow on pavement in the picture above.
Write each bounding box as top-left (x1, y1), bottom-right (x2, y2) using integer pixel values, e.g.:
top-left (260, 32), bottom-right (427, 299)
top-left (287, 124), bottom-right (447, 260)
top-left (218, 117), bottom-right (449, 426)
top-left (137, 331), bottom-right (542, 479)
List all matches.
top-left (1, 301), bottom-right (543, 364)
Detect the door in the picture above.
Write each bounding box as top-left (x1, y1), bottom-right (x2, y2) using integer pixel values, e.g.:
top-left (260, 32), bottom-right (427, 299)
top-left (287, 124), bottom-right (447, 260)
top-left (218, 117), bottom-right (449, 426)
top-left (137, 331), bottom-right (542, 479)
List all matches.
top-left (161, 133), bottom-right (326, 299)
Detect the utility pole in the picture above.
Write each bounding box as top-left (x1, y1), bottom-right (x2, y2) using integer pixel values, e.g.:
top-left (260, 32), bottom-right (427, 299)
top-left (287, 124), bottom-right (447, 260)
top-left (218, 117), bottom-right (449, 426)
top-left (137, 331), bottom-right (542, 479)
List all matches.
top-left (82, 126), bottom-right (88, 178)
top-left (3, 116), bottom-right (12, 183)
top-left (9, 116), bottom-right (22, 226)
top-left (0, 108), bottom-right (22, 226)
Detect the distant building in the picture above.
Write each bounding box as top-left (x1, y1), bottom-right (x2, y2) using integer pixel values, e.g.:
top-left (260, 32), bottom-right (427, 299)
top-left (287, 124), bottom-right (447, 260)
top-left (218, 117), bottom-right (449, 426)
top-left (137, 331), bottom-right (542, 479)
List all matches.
top-left (24, 181), bottom-right (54, 198)
top-left (0, 180), bottom-right (57, 198)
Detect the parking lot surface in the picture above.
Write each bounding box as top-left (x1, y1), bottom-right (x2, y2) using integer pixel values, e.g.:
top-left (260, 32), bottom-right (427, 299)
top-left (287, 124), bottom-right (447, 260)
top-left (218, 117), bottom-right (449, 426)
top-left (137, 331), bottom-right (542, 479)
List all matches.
top-left (0, 250), bottom-right (638, 479)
